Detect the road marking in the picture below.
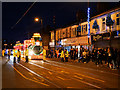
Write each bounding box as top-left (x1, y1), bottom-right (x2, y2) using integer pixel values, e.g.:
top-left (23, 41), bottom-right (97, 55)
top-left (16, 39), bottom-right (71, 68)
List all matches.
top-left (75, 73), bottom-right (105, 83)
top-left (8, 62), bottom-right (49, 87)
top-left (67, 87), bottom-right (78, 88)
top-left (33, 77), bottom-right (39, 81)
top-left (20, 60), bottom-right (101, 88)
top-left (57, 76), bottom-right (65, 80)
top-left (28, 72), bottom-right (33, 76)
top-left (74, 75), bottom-right (83, 80)
top-left (17, 62), bottom-right (61, 88)
top-left (46, 60), bottom-right (120, 76)
top-left (48, 71), bottom-right (52, 75)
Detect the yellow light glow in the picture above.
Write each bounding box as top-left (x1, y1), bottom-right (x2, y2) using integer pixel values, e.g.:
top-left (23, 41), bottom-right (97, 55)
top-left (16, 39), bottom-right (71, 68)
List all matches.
top-left (35, 17), bottom-right (39, 22)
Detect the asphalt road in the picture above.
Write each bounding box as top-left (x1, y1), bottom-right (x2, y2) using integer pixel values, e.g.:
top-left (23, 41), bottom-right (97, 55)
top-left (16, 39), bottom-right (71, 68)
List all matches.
top-left (2, 56), bottom-right (120, 89)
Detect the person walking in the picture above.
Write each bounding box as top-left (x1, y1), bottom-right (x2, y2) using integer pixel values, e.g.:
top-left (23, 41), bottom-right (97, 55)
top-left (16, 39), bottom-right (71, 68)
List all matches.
top-left (65, 49), bottom-right (69, 62)
top-left (2, 49), bottom-right (5, 57)
top-left (73, 49), bottom-right (76, 60)
top-left (13, 49), bottom-right (16, 63)
top-left (82, 49), bottom-right (87, 63)
top-left (107, 47), bottom-right (112, 68)
top-left (8, 49), bottom-right (11, 60)
top-left (25, 47), bottom-right (29, 63)
top-left (95, 48), bottom-right (100, 66)
top-left (60, 49), bottom-right (64, 62)
top-left (103, 48), bottom-right (108, 65)
top-left (112, 48), bottom-right (117, 70)
top-left (43, 48), bottom-right (46, 60)
top-left (17, 49), bottom-right (21, 63)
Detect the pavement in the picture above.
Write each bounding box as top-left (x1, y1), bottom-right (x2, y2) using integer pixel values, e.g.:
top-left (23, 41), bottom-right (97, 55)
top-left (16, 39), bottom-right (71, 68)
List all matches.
top-left (2, 55), bottom-right (120, 89)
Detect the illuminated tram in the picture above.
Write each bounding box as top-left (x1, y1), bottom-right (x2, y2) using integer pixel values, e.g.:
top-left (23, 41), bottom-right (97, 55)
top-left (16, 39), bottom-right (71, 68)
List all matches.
top-left (27, 33), bottom-right (43, 60)
top-left (14, 33), bottom-right (43, 60)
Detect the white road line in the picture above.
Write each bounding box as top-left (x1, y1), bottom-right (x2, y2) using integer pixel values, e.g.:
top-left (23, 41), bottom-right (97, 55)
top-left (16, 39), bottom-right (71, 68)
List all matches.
top-left (16, 62), bottom-right (61, 88)
top-left (45, 60), bottom-right (120, 76)
top-left (22, 61), bottom-right (102, 89)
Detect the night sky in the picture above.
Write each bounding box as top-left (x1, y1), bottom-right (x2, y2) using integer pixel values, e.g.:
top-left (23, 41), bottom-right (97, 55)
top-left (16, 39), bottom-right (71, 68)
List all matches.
top-left (2, 2), bottom-right (120, 43)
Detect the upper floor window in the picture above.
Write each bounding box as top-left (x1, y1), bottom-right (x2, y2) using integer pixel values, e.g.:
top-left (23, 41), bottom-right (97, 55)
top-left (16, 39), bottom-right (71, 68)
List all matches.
top-left (102, 18), bottom-right (106, 31)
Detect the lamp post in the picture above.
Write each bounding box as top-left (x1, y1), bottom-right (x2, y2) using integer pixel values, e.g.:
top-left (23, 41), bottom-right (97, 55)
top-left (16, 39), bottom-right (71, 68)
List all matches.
top-left (34, 17), bottom-right (43, 29)
top-left (4, 44), bottom-right (7, 49)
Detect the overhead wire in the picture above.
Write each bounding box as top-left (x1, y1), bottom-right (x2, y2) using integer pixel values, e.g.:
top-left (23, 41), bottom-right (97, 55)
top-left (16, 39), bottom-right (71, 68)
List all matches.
top-left (11, 0), bottom-right (37, 30)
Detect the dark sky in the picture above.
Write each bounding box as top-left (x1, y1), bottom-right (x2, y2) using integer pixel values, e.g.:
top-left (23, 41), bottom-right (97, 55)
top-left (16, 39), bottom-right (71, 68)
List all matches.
top-left (2, 2), bottom-right (120, 43)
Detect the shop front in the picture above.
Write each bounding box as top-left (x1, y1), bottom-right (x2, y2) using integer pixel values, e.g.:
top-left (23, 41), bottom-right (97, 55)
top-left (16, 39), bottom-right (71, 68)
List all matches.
top-left (61, 36), bottom-right (91, 58)
top-left (91, 30), bottom-right (120, 49)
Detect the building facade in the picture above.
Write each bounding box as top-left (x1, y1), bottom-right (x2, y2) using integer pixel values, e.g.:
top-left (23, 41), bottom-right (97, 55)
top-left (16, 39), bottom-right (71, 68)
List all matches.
top-left (49, 7), bottom-right (120, 56)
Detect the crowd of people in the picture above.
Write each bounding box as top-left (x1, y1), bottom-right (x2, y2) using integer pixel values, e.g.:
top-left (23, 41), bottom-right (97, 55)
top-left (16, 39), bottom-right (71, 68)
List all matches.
top-left (46, 47), bottom-right (120, 70)
top-left (2, 46), bottom-right (120, 70)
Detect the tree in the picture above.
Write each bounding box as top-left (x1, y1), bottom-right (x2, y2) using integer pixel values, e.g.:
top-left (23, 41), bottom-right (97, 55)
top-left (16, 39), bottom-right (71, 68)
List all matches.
top-left (106, 13), bottom-right (114, 31)
top-left (92, 20), bottom-right (99, 33)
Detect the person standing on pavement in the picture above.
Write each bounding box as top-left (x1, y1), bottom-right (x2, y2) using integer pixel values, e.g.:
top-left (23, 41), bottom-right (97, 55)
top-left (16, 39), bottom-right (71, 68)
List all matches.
top-left (103, 48), bottom-right (108, 65)
top-left (65, 49), bottom-right (69, 62)
top-left (13, 49), bottom-right (17, 63)
top-left (82, 49), bottom-right (87, 63)
top-left (2, 49), bottom-right (5, 57)
top-left (8, 49), bottom-right (11, 60)
top-left (43, 48), bottom-right (46, 60)
top-left (17, 49), bottom-right (21, 63)
top-left (73, 49), bottom-right (76, 60)
top-left (107, 47), bottom-right (112, 68)
top-left (60, 49), bottom-right (64, 62)
top-left (25, 47), bottom-right (29, 63)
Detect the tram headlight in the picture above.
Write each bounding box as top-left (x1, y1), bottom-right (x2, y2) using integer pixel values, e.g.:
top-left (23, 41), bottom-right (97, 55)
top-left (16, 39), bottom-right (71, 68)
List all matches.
top-left (29, 50), bottom-right (34, 55)
top-left (28, 56), bottom-right (31, 59)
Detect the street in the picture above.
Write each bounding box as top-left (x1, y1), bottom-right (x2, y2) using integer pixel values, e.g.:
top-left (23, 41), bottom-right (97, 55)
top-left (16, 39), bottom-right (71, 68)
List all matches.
top-left (2, 56), bottom-right (120, 89)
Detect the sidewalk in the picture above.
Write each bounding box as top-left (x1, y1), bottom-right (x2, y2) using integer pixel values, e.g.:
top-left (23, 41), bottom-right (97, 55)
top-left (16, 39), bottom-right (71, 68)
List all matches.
top-left (45, 57), bottom-right (120, 74)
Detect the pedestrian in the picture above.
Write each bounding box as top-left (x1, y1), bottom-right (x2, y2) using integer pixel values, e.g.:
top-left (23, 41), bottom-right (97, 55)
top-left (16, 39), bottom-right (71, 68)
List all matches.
top-left (8, 49), bottom-right (11, 60)
top-left (95, 48), bottom-right (100, 66)
top-left (86, 51), bottom-right (91, 63)
top-left (103, 48), bottom-right (108, 65)
top-left (2, 49), bottom-right (5, 57)
top-left (25, 47), bottom-right (29, 63)
top-left (13, 49), bottom-right (16, 63)
top-left (56, 49), bottom-right (59, 58)
top-left (43, 48), bottom-right (46, 60)
top-left (112, 48), bottom-right (117, 70)
top-left (60, 49), bottom-right (64, 62)
top-left (73, 49), bottom-right (76, 60)
top-left (70, 48), bottom-right (73, 59)
top-left (17, 49), bottom-right (21, 63)
top-left (99, 49), bottom-right (103, 65)
top-left (65, 49), bottom-right (69, 62)
top-left (82, 49), bottom-right (87, 63)
top-left (116, 49), bottom-right (120, 69)
top-left (107, 47), bottom-right (112, 68)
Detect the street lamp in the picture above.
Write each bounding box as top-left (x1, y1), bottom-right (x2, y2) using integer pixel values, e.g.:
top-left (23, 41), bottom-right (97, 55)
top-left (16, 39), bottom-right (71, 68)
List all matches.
top-left (4, 44), bottom-right (7, 49)
top-left (35, 17), bottom-right (39, 22)
top-left (34, 17), bottom-right (43, 26)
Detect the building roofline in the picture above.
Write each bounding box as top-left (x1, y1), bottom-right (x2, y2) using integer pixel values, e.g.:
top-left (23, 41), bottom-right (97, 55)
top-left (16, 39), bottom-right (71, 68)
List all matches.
top-left (91, 7), bottom-right (120, 20)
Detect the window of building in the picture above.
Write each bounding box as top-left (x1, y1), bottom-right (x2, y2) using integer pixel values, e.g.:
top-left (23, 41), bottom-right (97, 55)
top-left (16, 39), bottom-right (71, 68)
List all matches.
top-left (102, 18), bottom-right (106, 31)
